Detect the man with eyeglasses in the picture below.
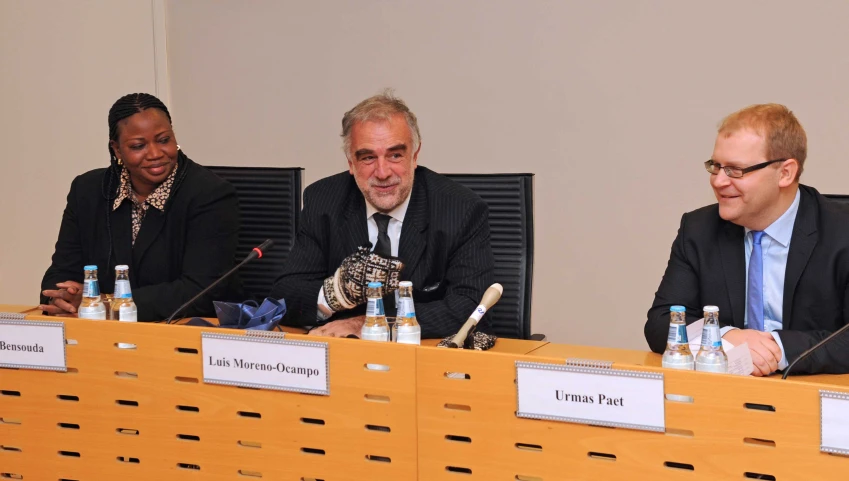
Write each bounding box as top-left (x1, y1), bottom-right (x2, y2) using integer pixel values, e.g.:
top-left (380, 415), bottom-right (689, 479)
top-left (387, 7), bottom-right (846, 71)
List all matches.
top-left (645, 103), bottom-right (849, 376)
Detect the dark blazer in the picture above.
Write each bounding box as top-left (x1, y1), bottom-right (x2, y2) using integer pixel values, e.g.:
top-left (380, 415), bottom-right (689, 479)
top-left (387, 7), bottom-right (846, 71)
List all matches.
top-left (646, 185), bottom-right (849, 374)
top-left (270, 166), bottom-right (495, 339)
top-left (40, 157), bottom-right (241, 321)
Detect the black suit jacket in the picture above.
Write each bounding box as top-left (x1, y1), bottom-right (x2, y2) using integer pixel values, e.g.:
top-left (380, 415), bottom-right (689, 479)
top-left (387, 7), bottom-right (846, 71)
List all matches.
top-left (41, 157), bottom-right (241, 321)
top-left (270, 166), bottom-right (495, 338)
top-left (646, 185), bottom-right (849, 374)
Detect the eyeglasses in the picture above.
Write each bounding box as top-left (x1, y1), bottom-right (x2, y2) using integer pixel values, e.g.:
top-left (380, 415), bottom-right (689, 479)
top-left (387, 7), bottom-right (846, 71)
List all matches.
top-left (704, 159), bottom-right (786, 178)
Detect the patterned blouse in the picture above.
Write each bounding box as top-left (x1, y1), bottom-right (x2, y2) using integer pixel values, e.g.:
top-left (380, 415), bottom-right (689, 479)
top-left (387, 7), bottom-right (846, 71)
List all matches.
top-left (112, 163), bottom-right (178, 244)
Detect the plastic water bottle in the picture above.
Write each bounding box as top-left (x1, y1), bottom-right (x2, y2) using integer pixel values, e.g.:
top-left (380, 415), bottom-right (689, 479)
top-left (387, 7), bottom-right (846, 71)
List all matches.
top-left (112, 265), bottom-right (137, 349)
top-left (362, 282), bottom-right (390, 371)
top-left (696, 305), bottom-right (727, 373)
top-left (78, 265), bottom-right (106, 320)
top-left (362, 281), bottom-right (390, 342)
top-left (662, 305), bottom-right (694, 370)
top-left (394, 281), bottom-right (421, 345)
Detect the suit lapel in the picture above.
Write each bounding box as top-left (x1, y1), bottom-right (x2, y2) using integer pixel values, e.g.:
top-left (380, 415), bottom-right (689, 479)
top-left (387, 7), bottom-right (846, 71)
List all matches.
top-left (132, 208), bottom-right (166, 269)
top-left (718, 222), bottom-right (746, 327)
top-left (398, 171), bottom-right (428, 279)
top-left (341, 183), bottom-right (369, 255)
top-left (783, 188), bottom-right (818, 329)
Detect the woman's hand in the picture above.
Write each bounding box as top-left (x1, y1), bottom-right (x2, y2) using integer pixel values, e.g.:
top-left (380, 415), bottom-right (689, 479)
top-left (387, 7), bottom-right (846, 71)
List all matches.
top-left (40, 281), bottom-right (84, 316)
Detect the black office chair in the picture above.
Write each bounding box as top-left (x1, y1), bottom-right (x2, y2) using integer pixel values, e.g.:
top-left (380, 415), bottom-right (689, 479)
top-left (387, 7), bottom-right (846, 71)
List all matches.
top-left (207, 166), bottom-right (303, 301)
top-left (825, 194), bottom-right (849, 206)
top-left (444, 173), bottom-right (537, 340)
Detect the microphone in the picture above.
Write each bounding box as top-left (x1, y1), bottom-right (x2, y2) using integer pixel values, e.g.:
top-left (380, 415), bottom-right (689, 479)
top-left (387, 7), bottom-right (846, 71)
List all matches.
top-left (165, 239), bottom-right (274, 324)
top-left (782, 322), bottom-right (849, 379)
top-left (441, 283), bottom-right (503, 349)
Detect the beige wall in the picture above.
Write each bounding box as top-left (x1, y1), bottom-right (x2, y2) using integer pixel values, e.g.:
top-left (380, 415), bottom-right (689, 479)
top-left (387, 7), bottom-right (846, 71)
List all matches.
top-left (0, 1), bottom-right (158, 305)
top-left (4, 1), bottom-right (849, 350)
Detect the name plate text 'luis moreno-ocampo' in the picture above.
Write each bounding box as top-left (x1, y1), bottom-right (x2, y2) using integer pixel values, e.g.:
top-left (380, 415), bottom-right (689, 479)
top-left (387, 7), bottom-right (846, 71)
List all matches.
top-left (0, 319), bottom-right (67, 372)
top-left (202, 332), bottom-right (329, 396)
top-left (516, 360), bottom-right (665, 432)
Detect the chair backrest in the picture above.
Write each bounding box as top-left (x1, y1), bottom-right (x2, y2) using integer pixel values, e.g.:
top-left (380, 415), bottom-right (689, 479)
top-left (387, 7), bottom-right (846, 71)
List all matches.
top-left (206, 166), bottom-right (303, 301)
top-left (444, 173), bottom-right (535, 339)
top-left (825, 194), bottom-right (849, 206)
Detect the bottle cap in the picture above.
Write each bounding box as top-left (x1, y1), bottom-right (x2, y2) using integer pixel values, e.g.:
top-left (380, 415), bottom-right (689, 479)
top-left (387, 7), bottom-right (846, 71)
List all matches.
top-left (115, 265), bottom-right (129, 271)
top-left (367, 281), bottom-right (383, 288)
top-left (84, 265), bottom-right (98, 271)
top-left (703, 305), bottom-right (719, 313)
top-left (399, 281), bottom-right (413, 288)
top-left (670, 305), bottom-right (686, 312)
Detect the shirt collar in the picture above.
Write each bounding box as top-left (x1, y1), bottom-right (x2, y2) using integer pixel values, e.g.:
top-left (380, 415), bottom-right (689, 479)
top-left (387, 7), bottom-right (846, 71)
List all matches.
top-left (365, 188), bottom-right (412, 223)
top-left (745, 188), bottom-right (801, 248)
top-left (112, 163), bottom-right (178, 212)
top-left (112, 168), bottom-right (134, 211)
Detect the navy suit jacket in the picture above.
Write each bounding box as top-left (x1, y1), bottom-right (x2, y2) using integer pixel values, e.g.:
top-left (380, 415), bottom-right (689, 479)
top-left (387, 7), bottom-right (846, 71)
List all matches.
top-left (646, 185), bottom-right (849, 374)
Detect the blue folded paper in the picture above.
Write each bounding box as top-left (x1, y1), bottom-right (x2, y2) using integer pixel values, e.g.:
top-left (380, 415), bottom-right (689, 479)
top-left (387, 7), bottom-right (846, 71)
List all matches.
top-left (184, 298), bottom-right (286, 331)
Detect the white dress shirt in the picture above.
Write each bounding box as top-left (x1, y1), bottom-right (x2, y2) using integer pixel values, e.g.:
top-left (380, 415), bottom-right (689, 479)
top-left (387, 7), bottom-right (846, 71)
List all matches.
top-left (316, 193), bottom-right (411, 320)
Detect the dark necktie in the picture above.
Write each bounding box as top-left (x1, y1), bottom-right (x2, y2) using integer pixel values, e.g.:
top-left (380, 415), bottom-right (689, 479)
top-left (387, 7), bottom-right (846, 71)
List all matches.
top-left (373, 213), bottom-right (395, 315)
top-left (373, 213), bottom-right (392, 257)
top-left (747, 230), bottom-right (765, 331)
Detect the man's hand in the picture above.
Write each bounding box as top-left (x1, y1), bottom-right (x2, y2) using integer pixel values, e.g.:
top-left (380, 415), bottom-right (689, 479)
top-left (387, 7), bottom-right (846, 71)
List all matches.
top-left (309, 316), bottom-right (366, 338)
top-left (39, 281), bottom-right (84, 316)
top-left (722, 329), bottom-right (782, 376)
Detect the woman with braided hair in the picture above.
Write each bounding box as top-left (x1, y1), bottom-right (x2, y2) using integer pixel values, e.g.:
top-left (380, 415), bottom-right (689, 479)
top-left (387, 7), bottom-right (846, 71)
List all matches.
top-left (39, 93), bottom-right (241, 321)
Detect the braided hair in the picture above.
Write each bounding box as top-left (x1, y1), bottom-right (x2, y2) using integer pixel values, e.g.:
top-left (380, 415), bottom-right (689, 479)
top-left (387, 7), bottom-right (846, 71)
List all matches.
top-left (102, 93), bottom-right (189, 272)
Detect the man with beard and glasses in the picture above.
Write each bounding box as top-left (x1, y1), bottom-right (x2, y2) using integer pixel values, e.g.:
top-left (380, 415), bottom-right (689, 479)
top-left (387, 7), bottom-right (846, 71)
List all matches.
top-left (271, 91), bottom-right (495, 338)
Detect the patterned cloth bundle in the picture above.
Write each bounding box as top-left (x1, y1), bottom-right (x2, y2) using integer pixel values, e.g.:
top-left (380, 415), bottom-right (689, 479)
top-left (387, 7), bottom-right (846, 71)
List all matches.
top-left (323, 245), bottom-right (404, 311)
top-left (437, 331), bottom-right (498, 350)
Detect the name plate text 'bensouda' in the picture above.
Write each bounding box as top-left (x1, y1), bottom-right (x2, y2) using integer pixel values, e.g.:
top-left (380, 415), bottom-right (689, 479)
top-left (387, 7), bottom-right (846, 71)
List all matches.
top-left (516, 360), bottom-right (665, 432)
top-left (0, 319), bottom-right (67, 372)
top-left (201, 332), bottom-right (329, 395)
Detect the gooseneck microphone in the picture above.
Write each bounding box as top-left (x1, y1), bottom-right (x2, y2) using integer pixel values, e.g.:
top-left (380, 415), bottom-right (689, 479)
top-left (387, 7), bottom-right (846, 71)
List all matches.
top-left (782, 322), bottom-right (849, 379)
top-left (441, 283), bottom-right (503, 349)
top-left (165, 239), bottom-right (274, 324)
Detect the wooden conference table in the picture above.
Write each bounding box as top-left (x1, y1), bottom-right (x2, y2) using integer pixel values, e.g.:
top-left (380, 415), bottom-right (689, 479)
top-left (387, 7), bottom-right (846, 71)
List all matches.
top-left (1, 304), bottom-right (848, 480)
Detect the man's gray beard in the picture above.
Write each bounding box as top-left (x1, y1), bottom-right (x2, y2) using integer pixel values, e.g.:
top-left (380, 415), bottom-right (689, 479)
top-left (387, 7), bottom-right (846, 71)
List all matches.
top-left (366, 181), bottom-right (412, 213)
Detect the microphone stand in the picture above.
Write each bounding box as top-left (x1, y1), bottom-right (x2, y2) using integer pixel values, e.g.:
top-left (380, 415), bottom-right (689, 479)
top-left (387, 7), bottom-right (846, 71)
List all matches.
top-left (782, 322), bottom-right (849, 379)
top-left (165, 240), bottom-right (273, 324)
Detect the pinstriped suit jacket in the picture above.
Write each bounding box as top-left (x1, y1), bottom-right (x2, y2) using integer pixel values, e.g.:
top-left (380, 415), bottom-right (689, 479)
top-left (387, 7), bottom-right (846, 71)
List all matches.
top-left (271, 166), bottom-right (495, 339)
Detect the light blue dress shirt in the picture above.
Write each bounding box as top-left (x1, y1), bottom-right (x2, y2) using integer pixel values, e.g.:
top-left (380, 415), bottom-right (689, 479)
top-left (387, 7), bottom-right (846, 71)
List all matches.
top-left (722, 189), bottom-right (800, 371)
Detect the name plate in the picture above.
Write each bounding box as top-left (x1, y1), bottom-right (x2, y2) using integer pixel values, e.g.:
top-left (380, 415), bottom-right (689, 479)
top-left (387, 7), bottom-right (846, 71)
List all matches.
top-left (0, 318), bottom-right (67, 372)
top-left (516, 360), bottom-right (665, 432)
top-left (821, 390), bottom-right (849, 455)
top-left (201, 332), bottom-right (329, 395)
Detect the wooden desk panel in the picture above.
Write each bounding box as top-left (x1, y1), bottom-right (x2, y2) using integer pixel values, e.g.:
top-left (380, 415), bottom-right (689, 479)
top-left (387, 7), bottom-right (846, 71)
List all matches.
top-left (0, 304), bottom-right (40, 314)
top-left (0, 316), bottom-right (418, 480)
top-left (416, 343), bottom-right (849, 480)
top-left (5, 305), bottom-right (849, 480)
top-left (526, 342), bottom-right (661, 367)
